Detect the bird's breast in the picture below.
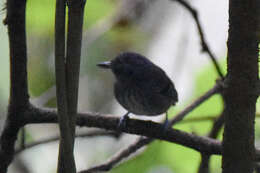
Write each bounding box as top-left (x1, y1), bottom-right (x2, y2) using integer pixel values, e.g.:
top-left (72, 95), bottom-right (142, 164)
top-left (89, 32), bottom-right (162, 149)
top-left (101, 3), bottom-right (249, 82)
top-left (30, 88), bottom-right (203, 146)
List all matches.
top-left (114, 82), bottom-right (173, 116)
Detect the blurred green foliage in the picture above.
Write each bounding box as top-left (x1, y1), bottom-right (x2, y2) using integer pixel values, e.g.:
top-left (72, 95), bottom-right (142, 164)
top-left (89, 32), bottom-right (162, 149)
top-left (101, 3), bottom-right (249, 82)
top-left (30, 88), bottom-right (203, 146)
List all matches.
top-left (26, 0), bottom-right (115, 33)
top-left (26, 0), bottom-right (116, 97)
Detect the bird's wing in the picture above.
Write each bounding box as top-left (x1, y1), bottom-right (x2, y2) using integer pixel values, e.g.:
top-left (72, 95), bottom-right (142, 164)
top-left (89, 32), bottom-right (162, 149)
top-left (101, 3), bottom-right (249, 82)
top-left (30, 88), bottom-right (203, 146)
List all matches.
top-left (135, 66), bottom-right (178, 103)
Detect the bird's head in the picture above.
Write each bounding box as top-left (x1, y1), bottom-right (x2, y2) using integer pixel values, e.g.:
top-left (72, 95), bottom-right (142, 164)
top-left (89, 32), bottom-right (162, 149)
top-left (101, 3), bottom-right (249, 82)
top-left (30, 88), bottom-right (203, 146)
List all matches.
top-left (97, 52), bottom-right (153, 82)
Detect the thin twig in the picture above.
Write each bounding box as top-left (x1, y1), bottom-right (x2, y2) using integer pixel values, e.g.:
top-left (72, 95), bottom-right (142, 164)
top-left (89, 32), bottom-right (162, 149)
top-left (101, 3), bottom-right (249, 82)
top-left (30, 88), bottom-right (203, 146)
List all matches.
top-left (180, 116), bottom-right (216, 123)
top-left (170, 82), bottom-right (222, 126)
top-left (183, 112), bottom-right (260, 123)
top-left (79, 137), bottom-right (152, 173)
top-left (171, 0), bottom-right (224, 79)
top-left (197, 113), bottom-right (225, 173)
top-left (20, 127), bottom-right (26, 149)
top-left (197, 94), bottom-right (225, 173)
top-left (15, 131), bottom-right (120, 155)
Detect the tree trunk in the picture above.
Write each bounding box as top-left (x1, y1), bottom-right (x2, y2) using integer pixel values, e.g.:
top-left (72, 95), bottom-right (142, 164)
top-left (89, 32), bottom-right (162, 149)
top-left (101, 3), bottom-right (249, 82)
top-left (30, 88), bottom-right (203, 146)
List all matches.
top-left (222, 0), bottom-right (259, 173)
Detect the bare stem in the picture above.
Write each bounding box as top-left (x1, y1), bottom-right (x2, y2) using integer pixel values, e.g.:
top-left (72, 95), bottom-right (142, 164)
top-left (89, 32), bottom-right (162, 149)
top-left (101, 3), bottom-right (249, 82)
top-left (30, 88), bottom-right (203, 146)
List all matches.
top-left (171, 0), bottom-right (224, 78)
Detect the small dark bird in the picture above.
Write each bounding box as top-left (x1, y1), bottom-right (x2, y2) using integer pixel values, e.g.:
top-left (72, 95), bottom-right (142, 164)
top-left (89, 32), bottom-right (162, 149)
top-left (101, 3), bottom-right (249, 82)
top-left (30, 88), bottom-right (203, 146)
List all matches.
top-left (97, 52), bottom-right (178, 127)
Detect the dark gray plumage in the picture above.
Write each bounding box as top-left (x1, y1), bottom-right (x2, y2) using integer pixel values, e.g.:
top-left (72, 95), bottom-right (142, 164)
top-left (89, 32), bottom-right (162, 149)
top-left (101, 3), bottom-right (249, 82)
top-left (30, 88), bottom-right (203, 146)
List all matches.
top-left (97, 52), bottom-right (178, 118)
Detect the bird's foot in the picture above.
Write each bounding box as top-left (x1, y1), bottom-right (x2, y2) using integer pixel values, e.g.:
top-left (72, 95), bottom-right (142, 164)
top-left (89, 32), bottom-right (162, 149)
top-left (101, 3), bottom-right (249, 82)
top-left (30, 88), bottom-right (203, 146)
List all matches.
top-left (118, 112), bottom-right (130, 130)
top-left (162, 118), bottom-right (170, 132)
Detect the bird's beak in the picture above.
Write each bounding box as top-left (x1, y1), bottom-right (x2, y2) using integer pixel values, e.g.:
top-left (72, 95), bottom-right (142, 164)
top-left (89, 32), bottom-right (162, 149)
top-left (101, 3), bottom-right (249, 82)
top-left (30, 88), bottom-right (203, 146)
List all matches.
top-left (97, 61), bottom-right (111, 69)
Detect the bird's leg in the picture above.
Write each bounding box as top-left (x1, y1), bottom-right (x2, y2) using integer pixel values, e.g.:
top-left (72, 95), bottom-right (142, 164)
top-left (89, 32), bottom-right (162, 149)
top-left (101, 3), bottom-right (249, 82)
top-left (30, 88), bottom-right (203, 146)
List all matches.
top-left (162, 112), bottom-right (170, 131)
top-left (118, 112), bottom-right (130, 130)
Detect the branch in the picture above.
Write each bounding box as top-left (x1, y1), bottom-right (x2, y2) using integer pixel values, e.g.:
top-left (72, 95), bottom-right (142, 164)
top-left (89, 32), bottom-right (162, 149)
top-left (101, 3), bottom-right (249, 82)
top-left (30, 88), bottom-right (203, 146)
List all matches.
top-left (19, 109), bottom-right (248, 157)
top-left (65, 0), bottom-right (86, 137)
top-left (4, 0), bottom-right (29, 106)
top-left (55, 0), bottom-right (77, 171)
top-left (57, 0), bottom-right (86, 172)
top-left (0, 0), bottom-right (28, 171)
top-left (171, 0), bottom-right (224, 79)
top-left (25, 105), bottom-right (222, 155)
top-left (25, 83), bottom-right (223, 155)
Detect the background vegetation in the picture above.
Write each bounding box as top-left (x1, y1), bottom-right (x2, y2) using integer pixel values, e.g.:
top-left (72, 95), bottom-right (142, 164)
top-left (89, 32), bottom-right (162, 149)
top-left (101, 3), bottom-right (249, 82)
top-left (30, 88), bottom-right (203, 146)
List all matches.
top-left (0, 0), bottom-right (259, 173)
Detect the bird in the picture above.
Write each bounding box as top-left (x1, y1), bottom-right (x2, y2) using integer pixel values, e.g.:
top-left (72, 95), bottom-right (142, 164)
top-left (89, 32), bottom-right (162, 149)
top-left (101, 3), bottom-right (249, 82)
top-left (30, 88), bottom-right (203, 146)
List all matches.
top-left (97, 52), bottom-right (178, 128)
